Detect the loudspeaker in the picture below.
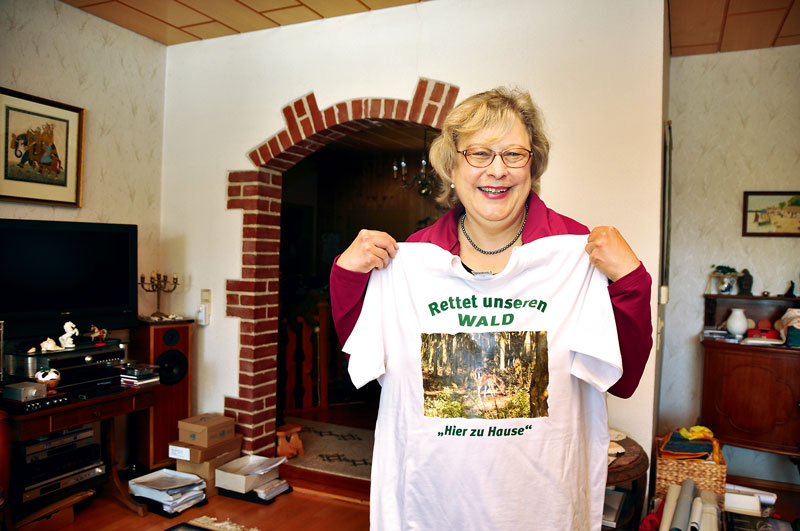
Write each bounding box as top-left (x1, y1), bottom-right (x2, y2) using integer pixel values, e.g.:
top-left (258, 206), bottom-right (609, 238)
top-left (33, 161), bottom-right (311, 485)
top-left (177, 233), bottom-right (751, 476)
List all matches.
top-left (130, 321), bottom-right (192, 469)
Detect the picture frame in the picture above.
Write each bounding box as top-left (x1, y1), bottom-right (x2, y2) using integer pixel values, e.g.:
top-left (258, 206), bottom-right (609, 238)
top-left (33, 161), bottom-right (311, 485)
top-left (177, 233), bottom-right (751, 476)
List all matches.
top-left (1, 87), bottom-right (84, 207)
top-left (742, 191), bottom-right (800, 237)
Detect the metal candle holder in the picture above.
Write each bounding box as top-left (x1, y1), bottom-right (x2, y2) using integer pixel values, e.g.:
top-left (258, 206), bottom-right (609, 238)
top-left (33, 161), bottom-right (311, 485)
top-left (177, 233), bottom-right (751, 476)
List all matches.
top-left (139, 271), bottom-right (179, 319)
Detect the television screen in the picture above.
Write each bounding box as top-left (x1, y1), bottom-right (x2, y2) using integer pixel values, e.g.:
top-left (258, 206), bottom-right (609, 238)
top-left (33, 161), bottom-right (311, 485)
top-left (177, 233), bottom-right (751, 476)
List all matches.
top-left (0, 218), bottom-right (138, 341)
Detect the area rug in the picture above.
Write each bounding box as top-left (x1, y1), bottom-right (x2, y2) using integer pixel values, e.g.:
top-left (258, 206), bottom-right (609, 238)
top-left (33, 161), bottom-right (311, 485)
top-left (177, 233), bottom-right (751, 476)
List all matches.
top-left (186, 515), bottom-right (261, 531)
top-left (283, 417), bottom-right (373, 481)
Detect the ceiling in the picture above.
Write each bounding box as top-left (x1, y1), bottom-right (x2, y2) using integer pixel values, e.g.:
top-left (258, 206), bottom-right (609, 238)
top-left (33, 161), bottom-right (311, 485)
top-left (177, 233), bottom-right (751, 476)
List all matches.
top-left (58, 0), bottom-right (799, 153)
top-left (61, 0), bottom-right (800, 53)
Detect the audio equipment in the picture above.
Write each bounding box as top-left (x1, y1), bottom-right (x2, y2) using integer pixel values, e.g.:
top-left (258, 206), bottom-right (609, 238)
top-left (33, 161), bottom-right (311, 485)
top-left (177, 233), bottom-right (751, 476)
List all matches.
top-left (22, 462), bottom-right (105, 503)
top-left (2, 381), bottom-right (47, 402)
top-left (2, 391), bottom-right (70, 414)
top-left (130, 320), bottom-right (193, 469)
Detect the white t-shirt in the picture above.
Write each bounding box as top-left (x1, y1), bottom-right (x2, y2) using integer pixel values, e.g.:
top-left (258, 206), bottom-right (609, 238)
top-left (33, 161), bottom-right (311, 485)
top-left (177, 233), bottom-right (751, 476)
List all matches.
top-left (345, 236), bottom-right (622, 531)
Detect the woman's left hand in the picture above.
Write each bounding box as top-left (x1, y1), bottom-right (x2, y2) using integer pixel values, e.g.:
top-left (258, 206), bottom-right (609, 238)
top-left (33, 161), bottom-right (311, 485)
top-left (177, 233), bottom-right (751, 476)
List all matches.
top-left (585, 226), bottom-right (640, 282)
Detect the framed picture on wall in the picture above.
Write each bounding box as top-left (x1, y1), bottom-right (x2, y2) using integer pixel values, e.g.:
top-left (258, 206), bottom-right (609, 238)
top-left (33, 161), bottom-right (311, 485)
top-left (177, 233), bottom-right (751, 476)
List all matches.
top-left (1, 87), bottom-right (84, 207)
top-left (742, 191), bottom-right (800, 237)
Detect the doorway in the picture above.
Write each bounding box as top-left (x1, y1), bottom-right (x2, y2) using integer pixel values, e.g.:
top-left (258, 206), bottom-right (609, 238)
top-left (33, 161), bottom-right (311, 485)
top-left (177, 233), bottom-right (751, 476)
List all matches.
top-left (276, 124), bottom-right (441, 432)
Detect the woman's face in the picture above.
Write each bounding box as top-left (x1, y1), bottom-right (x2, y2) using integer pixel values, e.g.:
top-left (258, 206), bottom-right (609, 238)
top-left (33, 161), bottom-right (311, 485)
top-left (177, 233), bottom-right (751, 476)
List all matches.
top-left (452, 115), bottom-right (532, 228)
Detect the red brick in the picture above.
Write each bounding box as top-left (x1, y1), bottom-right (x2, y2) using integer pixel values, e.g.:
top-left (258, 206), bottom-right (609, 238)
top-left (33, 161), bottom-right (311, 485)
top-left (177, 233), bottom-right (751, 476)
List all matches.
top-left (307, 94), bottom-right (325, 131)
top-left (229, 307), bottom-right (256, 320)
top-left (227, 198), bottom-right (257, 210)
top-left (293, 99), bottom-right (306, 117)
top-left (242, 226), bottom-right (280, 240)
top-left (323, 107), bottom-right (337, 128)
top-left (229, 171), bottom-right (260, 183)
top-left (369, 99), bottom-right (381, 118)
top-left (227, 280), bottom-right (267, 293)
top-left (422, 103), bottom-right (438, 127)
top-left (430, 82), bottom-right (444, 102)
top-left (282, 106), bottom-right (302, 144)
top-left (270, 173), bottom-right (282, 187)
top-left (409, 80), bottom-right (428, 122)
top-left (395, 100), bottom-right (409, 120)
top-left (257, 143), bottom-right (272, 165)
top-left (225, 396), bottom-right (261, 412)
top-left (240, 294), bottom-right (271, 306)
top-left (383, 99), bottom-right (396, 119)
top-left (227, 293), bottom-right (240, 305)
top-left (228, 185), bottom-right (242, 198)
top-left (300, 117), bottom-right (313, 137)
top-left (237, 423), bottom-right (264, 437)
top-left (438, 86), bottom-right (460, 129)
top-left (351, 99), bottom-right (363, 120)
top-left (247, 150), bottom-right (261, 166)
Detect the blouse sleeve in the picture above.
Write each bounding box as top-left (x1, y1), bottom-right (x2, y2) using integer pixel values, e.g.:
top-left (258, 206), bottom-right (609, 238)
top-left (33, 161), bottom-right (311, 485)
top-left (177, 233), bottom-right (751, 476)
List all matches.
top-left (606, 262), bottom-right (653, 398)
top-left (330, 256), bottom-right (370, 347)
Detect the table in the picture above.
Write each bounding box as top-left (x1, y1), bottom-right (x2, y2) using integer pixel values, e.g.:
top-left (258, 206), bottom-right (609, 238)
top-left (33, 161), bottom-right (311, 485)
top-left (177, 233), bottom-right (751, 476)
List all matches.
top-left (3, 386), bottom-right (157, 526)
top-left (607, 436), bottom-right (650, 530)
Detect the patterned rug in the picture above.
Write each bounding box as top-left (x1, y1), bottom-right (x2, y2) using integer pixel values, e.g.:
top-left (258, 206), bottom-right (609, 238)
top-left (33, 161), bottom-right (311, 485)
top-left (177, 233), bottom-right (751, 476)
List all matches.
top-left (283, 417), bottom-right (373, 481)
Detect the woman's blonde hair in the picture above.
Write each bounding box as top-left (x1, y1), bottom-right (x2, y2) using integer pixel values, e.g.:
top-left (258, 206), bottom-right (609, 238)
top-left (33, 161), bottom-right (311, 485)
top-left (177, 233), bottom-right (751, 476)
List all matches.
top-left (429, 87), bottom-right (550, 208)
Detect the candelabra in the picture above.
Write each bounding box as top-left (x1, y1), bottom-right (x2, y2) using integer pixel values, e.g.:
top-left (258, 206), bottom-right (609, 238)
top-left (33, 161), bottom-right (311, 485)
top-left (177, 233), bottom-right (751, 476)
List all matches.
top-left (140, 271), bottom-right (179, 319)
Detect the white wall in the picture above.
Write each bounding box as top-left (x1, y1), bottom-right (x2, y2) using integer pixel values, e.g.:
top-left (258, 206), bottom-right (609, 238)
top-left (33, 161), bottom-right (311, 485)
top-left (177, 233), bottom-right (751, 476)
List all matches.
top-left (0, 0), bottom-right (166, 314)
top-left (161, 0), bottom-right (664, 456)
top-left (664, 45), bottom-right (800, 484)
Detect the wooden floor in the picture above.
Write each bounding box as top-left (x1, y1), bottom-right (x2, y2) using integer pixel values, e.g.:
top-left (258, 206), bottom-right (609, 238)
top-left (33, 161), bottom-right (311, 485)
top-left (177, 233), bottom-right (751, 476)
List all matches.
top-left (64, 486), bottom-right (369, 531)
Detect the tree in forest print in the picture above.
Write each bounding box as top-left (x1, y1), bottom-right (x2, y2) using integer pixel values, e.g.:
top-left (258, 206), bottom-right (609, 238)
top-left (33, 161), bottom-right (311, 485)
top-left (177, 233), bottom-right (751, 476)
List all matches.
top-left (421, 330), bottom-right (548, 419)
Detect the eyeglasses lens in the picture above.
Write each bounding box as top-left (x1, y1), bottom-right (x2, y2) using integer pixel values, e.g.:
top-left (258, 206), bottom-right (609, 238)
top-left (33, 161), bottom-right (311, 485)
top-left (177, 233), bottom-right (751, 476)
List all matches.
top-left (464, 149), bottom-right (531, 168)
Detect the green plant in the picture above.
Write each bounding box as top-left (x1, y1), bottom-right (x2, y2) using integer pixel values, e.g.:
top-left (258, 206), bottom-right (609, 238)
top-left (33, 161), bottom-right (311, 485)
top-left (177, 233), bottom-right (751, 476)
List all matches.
top-left (711, 264), bottom-right (737, 274)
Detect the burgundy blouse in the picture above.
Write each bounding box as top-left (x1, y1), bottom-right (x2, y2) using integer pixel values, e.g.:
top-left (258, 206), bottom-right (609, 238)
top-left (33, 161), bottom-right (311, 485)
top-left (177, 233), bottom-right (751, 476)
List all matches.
top-left (330, 193), bottom-right (653, 398)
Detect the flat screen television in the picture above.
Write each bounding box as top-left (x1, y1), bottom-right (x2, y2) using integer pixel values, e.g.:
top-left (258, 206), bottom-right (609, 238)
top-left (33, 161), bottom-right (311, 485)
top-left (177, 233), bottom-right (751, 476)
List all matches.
top-left (0, 218), bottom-right (138, 342)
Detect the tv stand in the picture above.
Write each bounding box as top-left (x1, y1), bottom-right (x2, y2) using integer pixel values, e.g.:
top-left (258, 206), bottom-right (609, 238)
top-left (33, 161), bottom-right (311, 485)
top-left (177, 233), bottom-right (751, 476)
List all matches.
top-left (1, 385), bottom-right (157, 525)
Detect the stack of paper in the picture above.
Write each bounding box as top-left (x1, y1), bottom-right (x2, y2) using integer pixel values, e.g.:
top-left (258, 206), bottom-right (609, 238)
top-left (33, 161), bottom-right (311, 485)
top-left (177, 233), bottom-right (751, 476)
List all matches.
top-left (128, 469), bottom-right (206, 513)
top-left (254, 478), bottom-right (291, 502)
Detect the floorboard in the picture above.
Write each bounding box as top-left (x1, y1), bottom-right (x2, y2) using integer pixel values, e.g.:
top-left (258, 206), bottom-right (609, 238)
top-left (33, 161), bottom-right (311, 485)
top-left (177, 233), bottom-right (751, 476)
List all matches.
top-left (62, 486), bottom-right (369, 531)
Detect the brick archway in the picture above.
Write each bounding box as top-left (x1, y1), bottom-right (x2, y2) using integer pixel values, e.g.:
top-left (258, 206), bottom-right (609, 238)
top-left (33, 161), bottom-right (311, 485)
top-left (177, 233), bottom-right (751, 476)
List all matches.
top-left (223, 78), bottom-right (459, 455)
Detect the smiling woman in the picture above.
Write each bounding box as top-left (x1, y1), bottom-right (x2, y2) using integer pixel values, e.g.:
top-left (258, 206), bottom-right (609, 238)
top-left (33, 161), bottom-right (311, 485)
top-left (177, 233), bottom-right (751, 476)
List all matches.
top-left (328, 86), bottom-right (654, 529)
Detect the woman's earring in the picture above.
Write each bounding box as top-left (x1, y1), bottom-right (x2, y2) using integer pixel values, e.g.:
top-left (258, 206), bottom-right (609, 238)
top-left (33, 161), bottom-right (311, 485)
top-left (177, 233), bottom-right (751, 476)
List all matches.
top-left (450, 183), bottom-right (455, 189)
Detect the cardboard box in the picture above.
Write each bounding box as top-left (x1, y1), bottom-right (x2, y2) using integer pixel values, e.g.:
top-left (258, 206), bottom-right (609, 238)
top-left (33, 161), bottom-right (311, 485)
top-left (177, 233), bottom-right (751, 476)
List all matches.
top-left (178, 413), bottom-right (235, 447)
top-left (176, 447), bottom-right (241, 498)
top-left (169, 433), bottom-right (243, 463)
top-left (215, 455), bottom-right (284, 494)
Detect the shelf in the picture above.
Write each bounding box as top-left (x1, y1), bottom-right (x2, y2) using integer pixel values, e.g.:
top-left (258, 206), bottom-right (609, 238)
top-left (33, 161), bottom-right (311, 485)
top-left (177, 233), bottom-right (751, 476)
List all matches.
top-left (704, 294), bottom-right (799, 302)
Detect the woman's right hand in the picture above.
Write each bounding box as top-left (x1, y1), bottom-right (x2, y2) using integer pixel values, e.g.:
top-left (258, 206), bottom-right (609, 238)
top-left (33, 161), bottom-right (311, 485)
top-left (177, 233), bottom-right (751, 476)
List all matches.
top-left (335, 229), bottom-right (399, 273)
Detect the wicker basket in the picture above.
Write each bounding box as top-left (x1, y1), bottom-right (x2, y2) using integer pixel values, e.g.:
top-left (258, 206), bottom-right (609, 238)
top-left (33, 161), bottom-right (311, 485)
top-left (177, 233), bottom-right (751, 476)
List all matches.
top-left (654, 450), bottom-right (726, 499)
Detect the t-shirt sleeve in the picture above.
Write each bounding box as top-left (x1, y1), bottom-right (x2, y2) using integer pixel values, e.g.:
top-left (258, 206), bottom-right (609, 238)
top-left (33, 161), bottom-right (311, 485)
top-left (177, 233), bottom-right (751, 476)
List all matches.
top-left (568, 262), bottom-right (623, 392)
top-left (343, 269), bottom-right (387, 389)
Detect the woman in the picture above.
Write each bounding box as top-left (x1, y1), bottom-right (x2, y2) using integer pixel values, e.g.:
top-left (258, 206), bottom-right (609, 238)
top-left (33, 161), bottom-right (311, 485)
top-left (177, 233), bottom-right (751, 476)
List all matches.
top-left (331, 87), bottom-right (651, 399)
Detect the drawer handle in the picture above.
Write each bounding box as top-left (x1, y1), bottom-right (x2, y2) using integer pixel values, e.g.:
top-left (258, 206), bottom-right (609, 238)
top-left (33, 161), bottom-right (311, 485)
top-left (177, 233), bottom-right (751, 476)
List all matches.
top-left (92, 410), bottom-right (102, 418)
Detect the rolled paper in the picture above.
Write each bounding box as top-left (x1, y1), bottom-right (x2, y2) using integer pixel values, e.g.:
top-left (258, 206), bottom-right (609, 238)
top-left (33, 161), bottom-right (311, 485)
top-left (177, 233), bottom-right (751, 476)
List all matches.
top-left (669, 478), bottom-right (696, 531)
top-left (688, 497), bottom-right (703, 531)
top-left (659, 484), bottom-right (683, 531)
top-left (699, 502), bottom-right (718, 531)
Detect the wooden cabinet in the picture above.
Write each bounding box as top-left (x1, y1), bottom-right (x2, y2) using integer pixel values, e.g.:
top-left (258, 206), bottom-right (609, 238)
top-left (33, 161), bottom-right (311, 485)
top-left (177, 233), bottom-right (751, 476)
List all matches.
top-left (700, 295), bottom-right (800, 457)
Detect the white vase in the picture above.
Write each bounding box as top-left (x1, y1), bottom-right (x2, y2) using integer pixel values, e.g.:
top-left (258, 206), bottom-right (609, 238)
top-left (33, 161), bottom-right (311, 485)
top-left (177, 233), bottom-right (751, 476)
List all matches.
top-left (726, 308), bottom-right (748, 338)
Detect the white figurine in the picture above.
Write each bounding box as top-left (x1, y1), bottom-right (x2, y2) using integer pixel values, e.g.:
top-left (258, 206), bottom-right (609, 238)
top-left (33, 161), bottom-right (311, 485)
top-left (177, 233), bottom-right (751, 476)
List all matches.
top-left (40, 337), bottom-right (63, 352)
top-left (58, 321), bottom-right (79, 349)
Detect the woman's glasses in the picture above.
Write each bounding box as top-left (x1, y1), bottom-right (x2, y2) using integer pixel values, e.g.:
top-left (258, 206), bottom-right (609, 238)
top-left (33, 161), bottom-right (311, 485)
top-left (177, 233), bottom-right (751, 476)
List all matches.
top-left (457, 147), bottom-right (532, 168)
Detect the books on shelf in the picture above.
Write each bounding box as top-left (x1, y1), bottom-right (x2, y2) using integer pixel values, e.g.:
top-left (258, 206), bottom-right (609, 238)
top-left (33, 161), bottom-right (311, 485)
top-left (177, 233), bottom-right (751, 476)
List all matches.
top-left (602, 487), bottom-right (627, 528)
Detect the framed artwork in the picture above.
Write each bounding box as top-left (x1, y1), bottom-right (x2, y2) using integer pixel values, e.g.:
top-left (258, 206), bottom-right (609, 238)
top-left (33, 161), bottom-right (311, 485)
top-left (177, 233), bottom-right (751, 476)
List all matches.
top-left (1, 87), bottom-right (84, 207)
top-left (742, 191), bottom-right (800, 237)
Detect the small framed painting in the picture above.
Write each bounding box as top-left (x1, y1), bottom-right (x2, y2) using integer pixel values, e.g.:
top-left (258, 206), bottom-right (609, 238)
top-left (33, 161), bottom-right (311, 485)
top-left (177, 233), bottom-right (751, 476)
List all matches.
top-left (742, 191), bottom-right (800, 237)
top-left (1, 87), bottom-right (84, 207)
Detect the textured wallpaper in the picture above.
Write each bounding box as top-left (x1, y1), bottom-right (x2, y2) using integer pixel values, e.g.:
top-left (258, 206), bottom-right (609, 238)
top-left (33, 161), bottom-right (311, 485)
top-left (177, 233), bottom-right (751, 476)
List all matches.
top-left (0, 0), bottom-right (166, 315)
top-left (664, 45), bottom-right (800, 483)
